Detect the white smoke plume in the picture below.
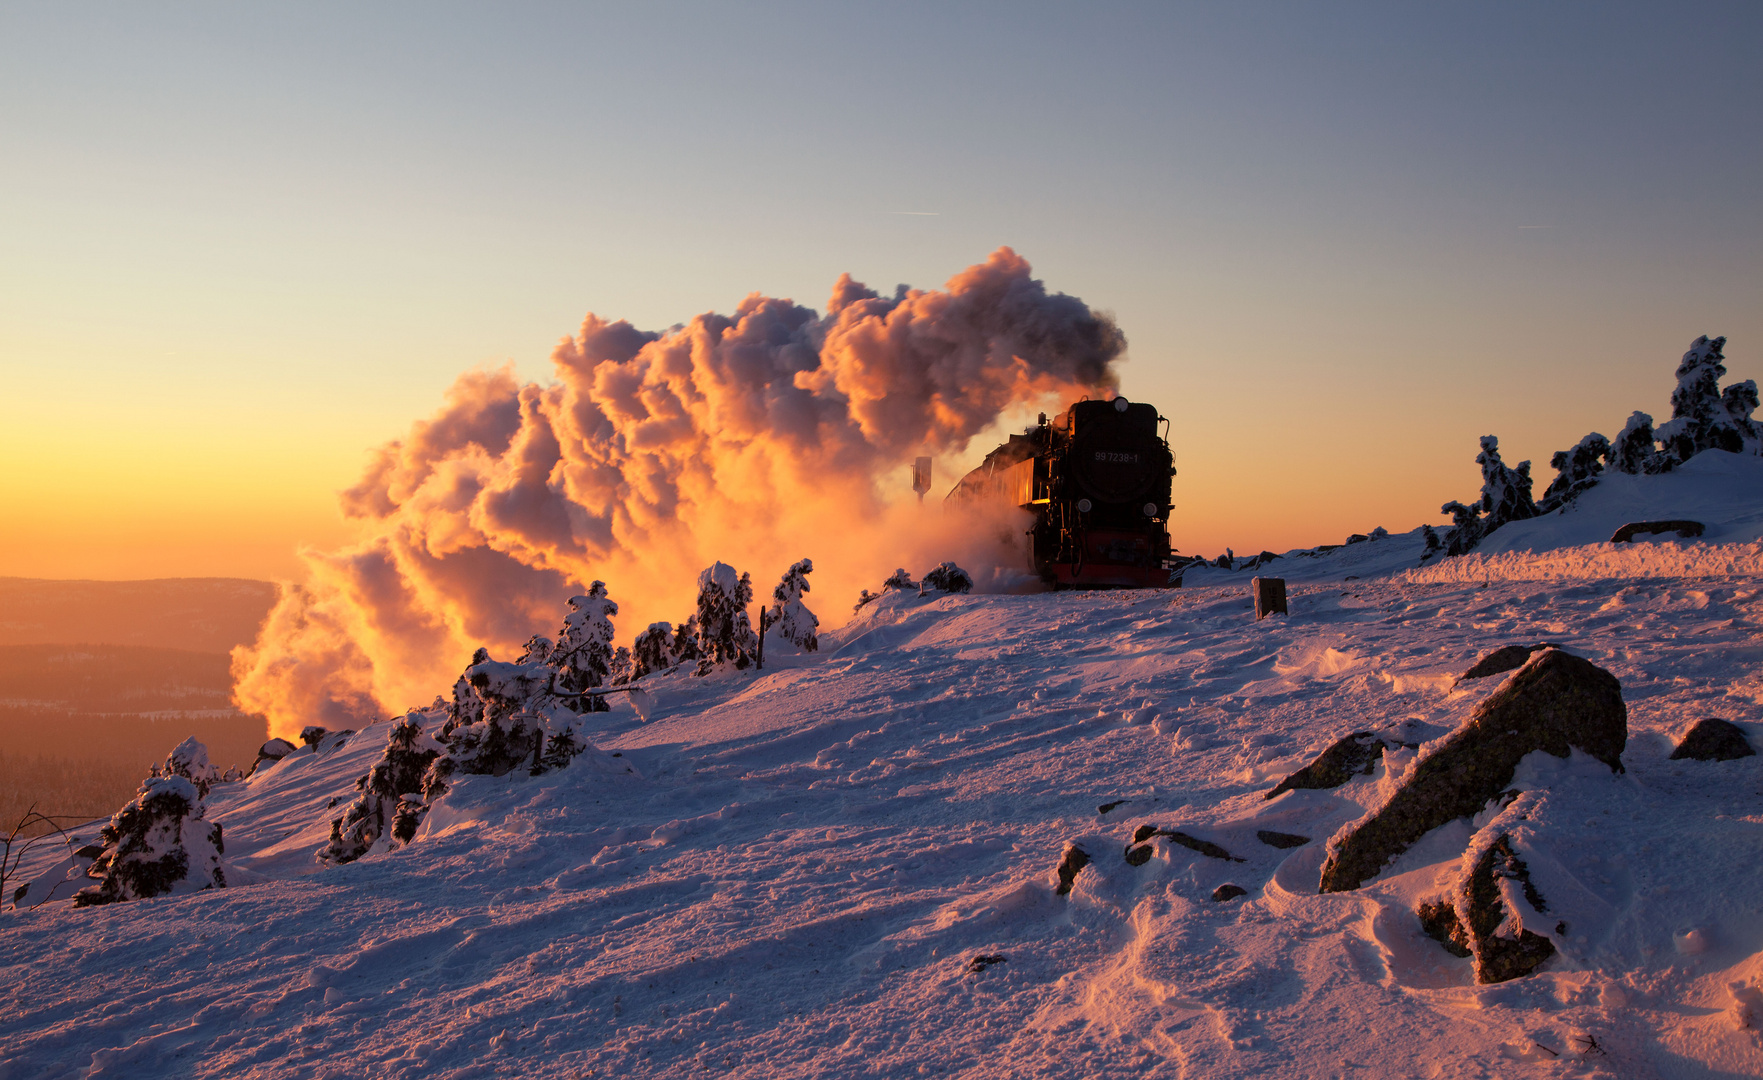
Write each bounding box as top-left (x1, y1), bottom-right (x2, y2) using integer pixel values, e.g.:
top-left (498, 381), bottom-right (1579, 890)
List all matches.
top-left (233, 247), bottom-right (1125, 737)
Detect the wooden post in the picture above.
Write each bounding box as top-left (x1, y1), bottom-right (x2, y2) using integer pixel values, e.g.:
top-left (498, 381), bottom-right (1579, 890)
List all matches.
top-left (757, 608), bottom-right (770, 670)
top-left (1252, 577), bottom-right (1287, 620)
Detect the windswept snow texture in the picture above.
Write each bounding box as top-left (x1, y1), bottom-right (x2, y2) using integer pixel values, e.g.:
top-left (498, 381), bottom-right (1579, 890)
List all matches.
top-left (4, 564), bottom-right (1763, 1077)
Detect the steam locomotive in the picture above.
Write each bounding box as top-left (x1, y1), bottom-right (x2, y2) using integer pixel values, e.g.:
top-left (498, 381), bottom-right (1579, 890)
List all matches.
top-left (948, 396), bottom-right (1177, 587)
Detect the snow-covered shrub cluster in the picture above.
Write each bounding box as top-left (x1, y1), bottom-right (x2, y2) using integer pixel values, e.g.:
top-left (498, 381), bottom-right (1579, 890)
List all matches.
top-left (1536, 335), bottom-right (1760, 511)
top-left (73, 774), bottom-right (225, 906)
top-left (1434, 336), bottom-right (1757, 557)
top-left (148, 736), bottom-right (221, 797)
top-left (320, 714), bottom-right (445, 864)
top-left (855, 561), bottom-right (975, 611)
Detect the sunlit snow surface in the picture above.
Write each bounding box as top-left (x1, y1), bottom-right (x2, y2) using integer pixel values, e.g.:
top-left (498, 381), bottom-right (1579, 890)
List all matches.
top-left (7, 473), bottom-right (1763, 1077)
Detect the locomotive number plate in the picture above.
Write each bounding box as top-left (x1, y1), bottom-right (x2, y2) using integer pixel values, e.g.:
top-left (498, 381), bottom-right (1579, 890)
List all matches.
top-left (1093, 451), bottom-right (1140, 463)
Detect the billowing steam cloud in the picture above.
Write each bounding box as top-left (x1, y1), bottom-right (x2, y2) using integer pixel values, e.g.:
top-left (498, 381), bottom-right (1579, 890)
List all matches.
top-left (234, 248), bottom-right (1125, 736)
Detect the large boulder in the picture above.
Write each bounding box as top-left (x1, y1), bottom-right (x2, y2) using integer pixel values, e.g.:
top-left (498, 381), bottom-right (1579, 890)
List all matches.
top-left (1415, 792), bottom-right (1557, 983)
top-left (1319, 649), bottom-right (1625, 893)
top-left (1669, 718), bottom-right (1755, 761)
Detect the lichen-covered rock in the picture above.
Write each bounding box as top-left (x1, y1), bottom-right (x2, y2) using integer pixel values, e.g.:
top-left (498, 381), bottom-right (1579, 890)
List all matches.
top-left (73, 777), bottom-right (224, 906)
top-left (1319, 649), bottom-right (1625, 893)
top-left (1669, 718), bottom-right (1755, 762)
top-left (1256, 830), bottom-right (1311, 850)
top-left (1212, 884), bottom-right (1248, 902)
top-left (249, 737), bottom-right (298, 777)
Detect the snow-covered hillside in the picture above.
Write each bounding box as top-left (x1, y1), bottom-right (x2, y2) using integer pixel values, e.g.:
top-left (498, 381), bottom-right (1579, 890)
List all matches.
top-left (5, 533), bottom-right (1763, 1077)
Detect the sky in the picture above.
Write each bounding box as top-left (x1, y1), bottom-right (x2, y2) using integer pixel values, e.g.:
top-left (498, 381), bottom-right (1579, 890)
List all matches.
top-left (2, 1), bottom-right (1760, 582)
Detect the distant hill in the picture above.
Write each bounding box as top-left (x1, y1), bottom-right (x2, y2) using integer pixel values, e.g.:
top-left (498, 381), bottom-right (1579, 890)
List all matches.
top-left (0, 577), bottom-right (278, 653)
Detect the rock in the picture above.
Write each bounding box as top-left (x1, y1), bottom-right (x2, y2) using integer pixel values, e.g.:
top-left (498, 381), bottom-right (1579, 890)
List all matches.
top-left (1212, 884), bottom-right (1248, 902)
top-left (1346, 533), bottom-right (1368, 544)
top-left (1669, 718), bottom-right (1755, 761)
top-left (1458, 643), bottom-right (1556, 681)
top-left (1610, 520), bottom-right (1704, 543)
top-left (1131, 826), bottom-right (1242, 862)
top-left (1097, 799), bottom-right (1128, 815)
top-left (967, 954), bottom-right (1007, 973)
top-left (1416, 901), bottom-right (1472, 957)
top-left (1319, 649), bottom-right (1625, 893)
top-left (1256, 830), bottom-right (1311, 849)
top-left (1460, 835), bottom-right (1555, 983)
top-left (300, 726), bottom-right (327, 748)
top-left (1252, 577), bottom-right (1287, 620)
top-left (1124, 843), bottom-right (1153, 866)
top-left (1265, 732), bottom-right (1389, 800)
top-left (1054, 843), bottom-right (1091, 896)
top-left (249, 738), bottom-right (298, 777)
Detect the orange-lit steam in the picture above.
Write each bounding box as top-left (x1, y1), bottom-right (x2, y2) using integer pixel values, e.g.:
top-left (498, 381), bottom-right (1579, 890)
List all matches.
top-left (233, 248), bottom-right (1125, 737)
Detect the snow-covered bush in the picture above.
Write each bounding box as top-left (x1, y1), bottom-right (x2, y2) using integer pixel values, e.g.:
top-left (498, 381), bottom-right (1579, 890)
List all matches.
top-left (1541, 432), bottom-right (1611, 508)
top-left (1607, 411), bottom-right (1672, 474)
top-left (320, 713), bottom-right (445, 865)
top-left (853, 588), bottom-right (881, 613)
top-left (1656, 335), bottom-right (1758, 460)
top-left (693, 562), bottom-right (758, 675)
top-left (1475, 436), bottom-right (1537, 532)
top-left (609, 646), bottom-right (632, 684)
top-left (768, 558), bottom-right (820, 651)
top-left (921, 562), bottom-right (974, 595)
top-left (1420, 524), bottom-right (1442, 559)
top-left (73, 776), bottom-right (224, 906)
top-left (516, 634), bottom-right (554, 664)
top-left (882, 568), bottom-right (916, 592)
top-left (555, 583), bottom-right (618, 711)
top-left (631, 622), bottom-right (677, 680)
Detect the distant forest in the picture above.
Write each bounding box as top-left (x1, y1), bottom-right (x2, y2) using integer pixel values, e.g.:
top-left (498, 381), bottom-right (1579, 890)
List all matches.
top-left (0, 646), bottom-right (267, 834)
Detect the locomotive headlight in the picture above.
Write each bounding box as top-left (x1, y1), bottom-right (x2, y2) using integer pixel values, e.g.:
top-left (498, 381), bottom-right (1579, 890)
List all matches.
top-left (1143, 502), bottom-right (1158, 517)
top-left (1076, 498), bottom-right (1092, 513)
top-left (1113, 397), bottom-right (1129, 412)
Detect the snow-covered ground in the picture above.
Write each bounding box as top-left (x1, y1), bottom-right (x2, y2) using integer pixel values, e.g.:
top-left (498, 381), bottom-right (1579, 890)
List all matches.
top-left (5, 460), bottom-right (1763, 1079)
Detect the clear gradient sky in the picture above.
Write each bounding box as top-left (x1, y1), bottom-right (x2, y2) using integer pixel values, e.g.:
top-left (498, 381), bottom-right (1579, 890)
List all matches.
top-left (3, 2), bottom-right (1759, 580)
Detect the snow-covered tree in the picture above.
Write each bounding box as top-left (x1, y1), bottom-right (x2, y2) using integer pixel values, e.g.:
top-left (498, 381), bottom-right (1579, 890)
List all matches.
top-left (671, 617), bottom-right (701, 665)
top-left (882, 568), bottom-right (916, 592)
top-left (1420, 524), bottom-right (1442, 559)
top-left (609, 646), bottom-right (632, 685)
top-left (1441, 500), bottom-right (1485, 557)
top-left (555, 582), bottom-right (617, 712)
top-left (162, 737), bottom-right (219, 797)
top-left (1657, 335), bottom-right (1746, 460)
top-left (693, 562), bottom-right (758, 675)
top-left (321, 713), bottom-right (444, 865)
top-left (921, 562), bottom-right (974, 595)
top-left (516, 634), bottom-right (554, 665)
top-left (1723, 379), bottom-right (1762, 452)
top-left (1607, 411), bottom-right (1671, 474)
top-left (631, 623), bottom-right (677, 680)
top-left (73, 776), bottom-right (225, 906)
top-left (1475, 436), bottom-right (1537, 532)
top-left (1541, 432), bottom-right (1611, 508)
top-left (768, 559), bottom-right (820, 652)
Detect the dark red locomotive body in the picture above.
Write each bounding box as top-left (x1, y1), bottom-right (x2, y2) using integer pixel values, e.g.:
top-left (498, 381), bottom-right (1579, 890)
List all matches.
top-left (948, 397), bottom-right (1177, 587)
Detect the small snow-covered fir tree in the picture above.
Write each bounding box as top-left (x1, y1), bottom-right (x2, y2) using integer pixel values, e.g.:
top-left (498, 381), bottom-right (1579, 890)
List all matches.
top-left (1541, 432), bottom-right (1611, 508)
top-left (162, 737), bottom-right (219, 797)
top-left (73, 776), bottom-right (225, 906)
top-left (609, 646), bottom-right (632, 685)
top-left (1475, 436), bottom-right (1537, 533)
top-left (768, 559), bottom-right (820, 652)
top-left (1420, 524), bottom-right (1442, 559)
top-left (882, 568), bottom-right (916, 592)
top-left (517, 634), bottom-right (554, 664)
top-left (321, 713), bottom-right (444, 865)
top-left (1657, 335), bottom-right (1745, 460)
top-left (693, 562), bottom-right (758, 675)
top-left (1607, 411), bottom-right (1672, 474)
top-left (1723, 379), bottom-right (1762, 452)
top-left (555, 582), bottom-right (617, 711)
top-left (1441, 500), bottom-right (1485, 557)
top-left (631, 622), bottom-right (676, 680)
top-left (671, 617), bottom-right (701, 665)
top-left (921, 562), bottom-right (974, 595)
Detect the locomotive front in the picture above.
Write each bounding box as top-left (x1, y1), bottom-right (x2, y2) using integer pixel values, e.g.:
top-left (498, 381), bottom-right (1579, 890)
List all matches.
top-left (948, 396), bottom-right (1177, 587)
